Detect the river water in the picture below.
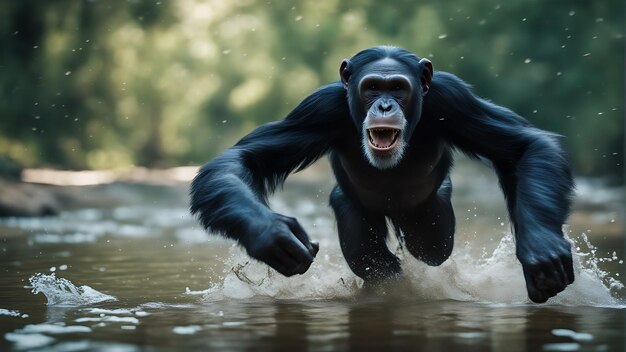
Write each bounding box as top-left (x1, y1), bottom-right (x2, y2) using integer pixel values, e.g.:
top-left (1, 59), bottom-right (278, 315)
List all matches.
top-left (1, 161), bottom-right (624, 351)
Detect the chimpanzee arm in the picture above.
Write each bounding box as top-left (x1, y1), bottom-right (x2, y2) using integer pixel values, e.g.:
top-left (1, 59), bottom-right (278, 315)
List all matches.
top-left (425, 72), bottom-right (575, 303)
top-left (190, 82), bottom-right (349, 276)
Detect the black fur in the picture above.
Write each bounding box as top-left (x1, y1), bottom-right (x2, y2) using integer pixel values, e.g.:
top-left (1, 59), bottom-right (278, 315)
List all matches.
top-left (190, 46), bottom-right (575, 302)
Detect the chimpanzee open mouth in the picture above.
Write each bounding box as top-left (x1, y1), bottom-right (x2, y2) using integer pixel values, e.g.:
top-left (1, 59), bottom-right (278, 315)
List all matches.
top-left (367, 128), bottom-right (401, 151)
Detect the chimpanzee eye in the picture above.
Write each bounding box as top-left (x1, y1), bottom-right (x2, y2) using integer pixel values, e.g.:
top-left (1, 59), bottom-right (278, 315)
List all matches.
top-left (392, 85), bottom-right (402, 91)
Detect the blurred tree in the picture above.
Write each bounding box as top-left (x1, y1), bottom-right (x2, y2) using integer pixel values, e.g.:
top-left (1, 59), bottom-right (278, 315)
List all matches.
top-left (0, 0), bottom-right (623, 183)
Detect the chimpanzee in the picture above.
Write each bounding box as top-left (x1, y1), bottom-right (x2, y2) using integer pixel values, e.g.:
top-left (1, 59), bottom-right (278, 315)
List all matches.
top-left (190, 46), bottom-right (575, 303)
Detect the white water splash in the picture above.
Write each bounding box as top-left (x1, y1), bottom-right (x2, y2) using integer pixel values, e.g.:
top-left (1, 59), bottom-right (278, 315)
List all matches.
top-left (187, 243), bottom-right (358, 300)
top-left (28, 273), bottom-right (117, 306)
top-left (190, 231), bottom-right (624, 306)
top-left (401, 231), bottom-right (623, 306)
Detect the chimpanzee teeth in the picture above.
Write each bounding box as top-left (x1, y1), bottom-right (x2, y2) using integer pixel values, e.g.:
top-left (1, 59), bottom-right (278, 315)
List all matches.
top-left (367, 128), bottom-right (400, 149)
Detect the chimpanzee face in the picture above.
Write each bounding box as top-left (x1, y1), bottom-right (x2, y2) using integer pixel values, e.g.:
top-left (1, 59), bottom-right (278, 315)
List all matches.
top-left (340, 49), bottom-right (432, 169)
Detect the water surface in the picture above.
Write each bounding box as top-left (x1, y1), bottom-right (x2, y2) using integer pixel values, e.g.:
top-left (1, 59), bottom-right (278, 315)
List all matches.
top-left (1, 161), bottom-right (624, 351)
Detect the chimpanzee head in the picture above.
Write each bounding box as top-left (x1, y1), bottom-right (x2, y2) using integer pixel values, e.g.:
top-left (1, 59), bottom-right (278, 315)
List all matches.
top-left (340, 46), bottom-right (433, 169)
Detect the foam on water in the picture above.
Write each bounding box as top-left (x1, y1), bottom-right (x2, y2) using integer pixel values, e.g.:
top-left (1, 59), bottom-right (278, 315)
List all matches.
top-left (28, 273), bottom-right (117, 306)
top-left (193, 230), bottom-right (624, 306)
top-left (172, 325), bottom-right (202, 335)
top-left (0, 308), bottom-right (27, 318)
top-left (15, 323), bottom-right (92, 334)
top-left (4, 332), bottom-right (55, 350)
top-left (75, 316), bottom-right (139, 324)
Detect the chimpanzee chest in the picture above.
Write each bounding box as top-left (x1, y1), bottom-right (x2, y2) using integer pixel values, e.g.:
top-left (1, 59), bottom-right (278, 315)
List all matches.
top-left (333, 138), bottom-right (448, 213)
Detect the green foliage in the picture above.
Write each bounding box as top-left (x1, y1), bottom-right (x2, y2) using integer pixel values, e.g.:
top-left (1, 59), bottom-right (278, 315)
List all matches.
top-left (0, 0), bottom-right (623, 182)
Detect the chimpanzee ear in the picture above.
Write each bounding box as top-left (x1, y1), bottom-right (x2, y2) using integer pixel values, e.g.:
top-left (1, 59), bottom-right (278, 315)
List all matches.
top-left (340, 59), bottom-right (351, 89)
top-left (418, 58), bottom-right (433, 96)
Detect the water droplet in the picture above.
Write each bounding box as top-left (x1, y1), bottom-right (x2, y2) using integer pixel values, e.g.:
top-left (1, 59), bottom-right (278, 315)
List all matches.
top-left (438, 34), bottom-right (448, 39)
top-left (524, 58), bottom-right (531, 64)
top-left (65, 71), bottom-right (72, 76)
top-left (295, 15), bottom-right (303, 21)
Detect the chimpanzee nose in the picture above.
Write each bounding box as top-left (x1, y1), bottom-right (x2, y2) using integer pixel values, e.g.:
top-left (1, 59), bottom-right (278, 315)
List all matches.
top-left (378, 101), bottom-right (392, 113)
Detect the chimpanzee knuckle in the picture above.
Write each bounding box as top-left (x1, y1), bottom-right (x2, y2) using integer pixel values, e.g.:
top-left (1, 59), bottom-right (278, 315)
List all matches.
top-left (521, 256), bottom-right (540, 268)
top-left (548, 252), bottom-right (562, 263)
top-left (274, 232), bottom-right (293, 246)
top-left (546, 273), bottom-right (563, 288)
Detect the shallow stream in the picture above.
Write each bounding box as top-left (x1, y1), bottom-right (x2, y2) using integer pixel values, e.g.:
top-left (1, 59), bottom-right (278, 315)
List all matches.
top-left (1, 161), bottom-right (624, 351)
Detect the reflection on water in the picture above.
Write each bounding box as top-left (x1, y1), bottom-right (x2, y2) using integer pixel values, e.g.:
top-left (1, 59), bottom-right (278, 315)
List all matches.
top-left (0, 161), bottom-right (624, 351)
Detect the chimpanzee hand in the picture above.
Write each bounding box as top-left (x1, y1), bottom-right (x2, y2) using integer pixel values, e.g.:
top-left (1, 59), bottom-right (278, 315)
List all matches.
top-left (243, 213), bottom-right (319, 277)
top-left (517, 233), bottom-right (574, 303)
